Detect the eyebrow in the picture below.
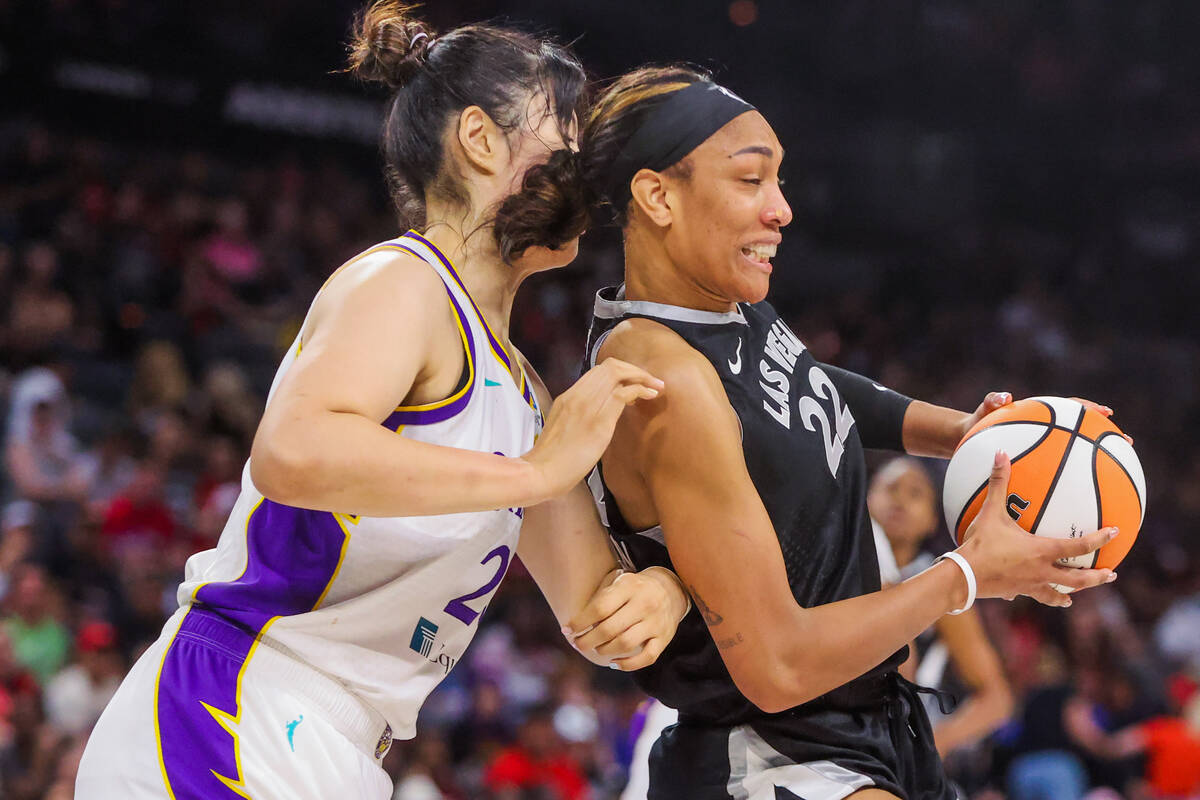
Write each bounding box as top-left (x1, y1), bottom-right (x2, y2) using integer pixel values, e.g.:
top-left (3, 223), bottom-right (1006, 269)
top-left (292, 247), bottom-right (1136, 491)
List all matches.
top-left (729, 146), bottom-right (774, 158)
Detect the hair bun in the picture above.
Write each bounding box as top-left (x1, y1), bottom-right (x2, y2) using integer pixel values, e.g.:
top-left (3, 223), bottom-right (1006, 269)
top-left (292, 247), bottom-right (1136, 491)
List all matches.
top-left (348, 2), bottom-right (437, 90)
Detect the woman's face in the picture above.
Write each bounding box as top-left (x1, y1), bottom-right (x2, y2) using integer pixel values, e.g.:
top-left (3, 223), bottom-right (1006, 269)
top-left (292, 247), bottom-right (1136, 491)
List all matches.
top-left (867, 461), bottom-right (940, 550)
top-left (660, 111), bottom-right (792, 304)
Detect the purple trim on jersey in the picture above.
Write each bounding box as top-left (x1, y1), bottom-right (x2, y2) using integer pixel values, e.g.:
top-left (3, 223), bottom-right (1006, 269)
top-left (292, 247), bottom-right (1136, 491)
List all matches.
top-left (378, 241), bottom-right (477, 429)
top-left (399, 232), bottom-right (543, 418)
top-left (625, 698), bottom-right (654, 760)
top-left (157, 608), bottom-right (256, 798)
top-left (194, 499), bottom-right (347, 631)
top-left (401, 231), bottom-right (513, 370)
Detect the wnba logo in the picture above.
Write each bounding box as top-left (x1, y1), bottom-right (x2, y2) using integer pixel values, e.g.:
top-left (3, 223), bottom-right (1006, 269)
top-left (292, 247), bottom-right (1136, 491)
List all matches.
top-left (1007, 493), bottom-right (1031, 521)
top-left (409, 617), bottom-right (438, 658)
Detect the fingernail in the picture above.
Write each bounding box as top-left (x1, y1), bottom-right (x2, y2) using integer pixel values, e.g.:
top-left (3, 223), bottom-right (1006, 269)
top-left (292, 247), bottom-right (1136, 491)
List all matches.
top-left (998, 392), bottom-right (1011, 403)
top-left (608, 663), bottom-right (620, 670)
top-left (994, 450), bottom-right (1007, 466)
top-left (1102, 406), bottom-right (1113, 415)
top-left (1108, 527), bottom-right (1119, 540)
top-left (1107, 572), bottom-right (1118, 583)
top-left (561, 626), bottom-right (574, 638)
top-left (1064, 598), bottom-right (1072, 607)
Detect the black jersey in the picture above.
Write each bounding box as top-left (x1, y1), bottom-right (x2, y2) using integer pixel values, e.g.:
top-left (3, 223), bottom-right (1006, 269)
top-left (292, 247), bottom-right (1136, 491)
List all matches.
top-left (585, 285), bottom-right (915, 726)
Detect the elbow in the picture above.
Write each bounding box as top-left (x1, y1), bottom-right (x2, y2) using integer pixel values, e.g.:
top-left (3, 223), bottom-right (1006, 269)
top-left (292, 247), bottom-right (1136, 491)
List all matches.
top-left (731, 654), bottom-right (821, 715)
top-left (249, 427), bottom-right (318, 506)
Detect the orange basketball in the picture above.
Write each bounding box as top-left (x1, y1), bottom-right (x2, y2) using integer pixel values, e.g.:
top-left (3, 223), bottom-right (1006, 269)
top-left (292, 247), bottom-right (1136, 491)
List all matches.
top-left (942, 396), bottom-right (1145, 571)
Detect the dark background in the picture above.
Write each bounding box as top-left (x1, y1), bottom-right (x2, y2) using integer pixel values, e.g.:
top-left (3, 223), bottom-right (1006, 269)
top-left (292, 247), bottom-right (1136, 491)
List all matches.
top-left (1, 2), bottom-right (1198, 799)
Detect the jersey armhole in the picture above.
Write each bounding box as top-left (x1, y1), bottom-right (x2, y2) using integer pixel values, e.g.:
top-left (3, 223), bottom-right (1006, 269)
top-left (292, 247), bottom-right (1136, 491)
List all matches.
top-left (383, 284), bottom-right (477, 430)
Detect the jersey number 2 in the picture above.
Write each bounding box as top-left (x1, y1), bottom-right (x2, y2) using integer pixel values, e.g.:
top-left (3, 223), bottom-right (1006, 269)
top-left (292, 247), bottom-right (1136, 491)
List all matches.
top-left (798, 366), bottom-right (855, 477)
top-left (444, 545), bottom-right (511, 625)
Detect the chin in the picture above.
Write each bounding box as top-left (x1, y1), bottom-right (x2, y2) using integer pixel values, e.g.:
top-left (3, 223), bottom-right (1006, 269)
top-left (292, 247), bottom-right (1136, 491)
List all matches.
top-left (510, 237), bottom-right (581, 273)
top-left (737, 273), bottom-right (771, 304)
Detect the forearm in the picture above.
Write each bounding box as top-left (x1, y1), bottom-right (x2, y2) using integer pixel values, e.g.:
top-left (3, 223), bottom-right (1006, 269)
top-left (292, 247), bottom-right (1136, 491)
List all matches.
top-left (251, 410), bottom-right (545, 516)
top-left (766, 561), bottom-right (967, 709)
top-left (519, 482), bottom-right (621, 626)
top-left (901, 400), bottom-right (971, 458)
top-left (932, 685), bottom-right (1014, 755)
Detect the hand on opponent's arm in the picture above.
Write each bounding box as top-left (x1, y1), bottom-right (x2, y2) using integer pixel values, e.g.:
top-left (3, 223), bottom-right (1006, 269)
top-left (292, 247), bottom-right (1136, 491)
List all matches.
top-left (516, 357), bottom-right (688, 672)
top-left (250, 248), bottom-right (662, 517)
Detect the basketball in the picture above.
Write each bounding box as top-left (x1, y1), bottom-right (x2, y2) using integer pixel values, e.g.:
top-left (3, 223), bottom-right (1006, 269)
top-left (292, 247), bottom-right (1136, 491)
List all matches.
top-left (943, 396), bottom-right (1146, 571)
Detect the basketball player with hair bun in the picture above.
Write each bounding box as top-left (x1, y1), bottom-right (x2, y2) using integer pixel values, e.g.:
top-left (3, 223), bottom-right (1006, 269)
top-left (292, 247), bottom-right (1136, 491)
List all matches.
top-left (577, 66), bottom-right (1122, 799)
top-left (76, 8), bottom-right (691, 798)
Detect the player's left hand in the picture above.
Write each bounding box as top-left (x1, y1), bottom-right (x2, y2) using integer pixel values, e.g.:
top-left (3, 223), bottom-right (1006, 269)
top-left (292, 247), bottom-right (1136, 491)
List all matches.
top-left (563, 567), bottom-right (689, 671)
top-left (957, 391), bottom-right (1014, 443)
top-left (959, 393), bottom-right (1133, 446)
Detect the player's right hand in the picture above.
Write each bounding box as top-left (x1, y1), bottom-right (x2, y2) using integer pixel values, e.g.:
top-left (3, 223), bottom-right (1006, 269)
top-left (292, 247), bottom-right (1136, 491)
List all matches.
top-left (956, 450), bottom-right (1118, 608)
top-left (521, 358), bottom-right (664, 504)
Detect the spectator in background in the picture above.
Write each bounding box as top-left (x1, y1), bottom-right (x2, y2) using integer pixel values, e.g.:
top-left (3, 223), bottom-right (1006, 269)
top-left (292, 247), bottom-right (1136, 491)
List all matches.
top-left (43, 621), bottom-right (123, 737)
top-left (126, 341), bottom-right (192, 430)
top-left (0, 503), bottom-right (35, 601)
top-left (1, 564), bottom-right (69, 686)
top-left (391, 736), bottom-right (458, 800)
top-left (0, 627), bottom-right (41, 754)
top-left (74, 426), bottom-right (138, 520)
top-left (5, 242), bottom-right (74, 359)
top-left (4, 367), bottom-right (90, 509)
top-left (99, 456), bottom-right (176, 556)
top-left (485, 705), bottom-right (589, 800)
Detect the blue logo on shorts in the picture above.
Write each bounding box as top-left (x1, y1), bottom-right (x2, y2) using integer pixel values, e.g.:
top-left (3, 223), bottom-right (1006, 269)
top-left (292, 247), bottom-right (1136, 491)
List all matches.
top-left (286, 715), bottom-right (304, 752)
top-left (409, 617), bottom-right (438, 658)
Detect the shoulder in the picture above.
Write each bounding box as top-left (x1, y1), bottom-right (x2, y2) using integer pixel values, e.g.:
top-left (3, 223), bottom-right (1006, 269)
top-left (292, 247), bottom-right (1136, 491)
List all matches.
top-left (318, 244), bottom-right (447, 304)
top-left (598, 318), bottom-right (738, 444)
top-left (304, 244), bottom-right (454, 341)
top-left (599, 318), bottom-right (721, 393)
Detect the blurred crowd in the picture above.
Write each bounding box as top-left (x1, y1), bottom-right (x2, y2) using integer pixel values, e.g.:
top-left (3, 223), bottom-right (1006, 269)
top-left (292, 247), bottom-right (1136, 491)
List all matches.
top-left (0, 2), bottom-right (1199, 799)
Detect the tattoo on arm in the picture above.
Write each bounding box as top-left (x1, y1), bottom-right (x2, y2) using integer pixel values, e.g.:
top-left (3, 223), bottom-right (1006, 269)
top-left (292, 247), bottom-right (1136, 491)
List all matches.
top-left (687, 583), bottom-right (724, 627)
top-left (715, 632), bottom-right (744, 650)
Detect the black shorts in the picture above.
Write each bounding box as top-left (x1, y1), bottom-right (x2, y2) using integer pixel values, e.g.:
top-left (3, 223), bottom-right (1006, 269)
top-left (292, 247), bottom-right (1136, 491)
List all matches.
top-left (648, 674), bottom-right (961, 800)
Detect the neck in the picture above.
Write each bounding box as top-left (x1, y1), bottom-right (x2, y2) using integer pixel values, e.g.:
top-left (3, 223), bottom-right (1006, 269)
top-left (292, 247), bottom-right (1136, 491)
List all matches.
top-left (622, 223), bottom-right (736, 313)
top-left (890, 540), bottom-right (920, 568)
top-left (421, 212), bottom-right (526, 344)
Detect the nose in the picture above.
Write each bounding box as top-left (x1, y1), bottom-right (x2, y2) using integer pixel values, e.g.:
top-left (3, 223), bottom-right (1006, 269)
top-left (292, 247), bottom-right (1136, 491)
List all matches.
top-left (763, 183), bottom-right (793, 228)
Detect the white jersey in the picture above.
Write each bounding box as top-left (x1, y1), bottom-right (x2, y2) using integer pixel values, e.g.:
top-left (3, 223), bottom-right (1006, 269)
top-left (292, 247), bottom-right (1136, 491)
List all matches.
top-left (177, 231), bottom-right (543, 739)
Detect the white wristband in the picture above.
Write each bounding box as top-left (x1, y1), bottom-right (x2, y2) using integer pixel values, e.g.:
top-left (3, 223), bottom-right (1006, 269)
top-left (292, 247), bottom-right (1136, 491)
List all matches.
top-left (935, 551), bottom-right (977, 615)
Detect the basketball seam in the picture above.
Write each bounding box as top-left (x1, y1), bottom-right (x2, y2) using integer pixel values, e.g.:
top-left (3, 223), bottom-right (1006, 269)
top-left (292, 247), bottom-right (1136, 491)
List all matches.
top-left (966, 419), bottom-right (1112, 443)
top-left (952, 400), bottom-right (1058, 541)
top-left (1094, 431), bottom-right (1144, 521)
top-left (1029, 403), bottom-right (1086, 536)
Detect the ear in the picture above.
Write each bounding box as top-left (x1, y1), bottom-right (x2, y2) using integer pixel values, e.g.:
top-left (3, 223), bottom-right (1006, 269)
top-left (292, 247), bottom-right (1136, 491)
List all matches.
top-left (456, 106), bottom-right (507, 176)
top-left (629, 168), bottom-right (673, 227)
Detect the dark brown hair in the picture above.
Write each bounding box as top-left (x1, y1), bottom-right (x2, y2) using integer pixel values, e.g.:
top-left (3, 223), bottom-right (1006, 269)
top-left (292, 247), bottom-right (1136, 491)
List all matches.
top-left (347, 2), bottom-right (588, 261)
top-left (580, 65), bottom-right (710, 226)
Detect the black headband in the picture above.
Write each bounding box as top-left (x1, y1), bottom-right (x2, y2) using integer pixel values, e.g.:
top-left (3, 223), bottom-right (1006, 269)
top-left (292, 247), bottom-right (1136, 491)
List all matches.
top-left (605, 80), bottom-right (756, 210)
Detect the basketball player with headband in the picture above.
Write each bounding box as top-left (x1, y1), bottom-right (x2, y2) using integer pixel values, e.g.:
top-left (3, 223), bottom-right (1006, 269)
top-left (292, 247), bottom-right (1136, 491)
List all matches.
top-left (579, 67), bottom-right (1121, 799)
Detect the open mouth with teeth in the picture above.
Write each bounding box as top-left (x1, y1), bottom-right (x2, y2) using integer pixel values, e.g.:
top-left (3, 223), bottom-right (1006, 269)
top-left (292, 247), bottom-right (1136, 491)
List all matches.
top-left (741, 243), bottom-right (777, 264)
